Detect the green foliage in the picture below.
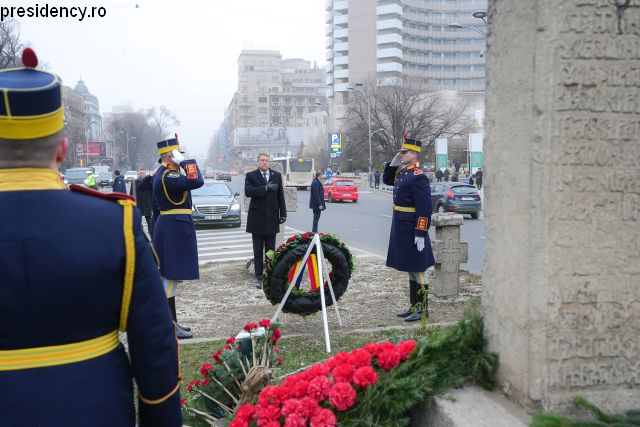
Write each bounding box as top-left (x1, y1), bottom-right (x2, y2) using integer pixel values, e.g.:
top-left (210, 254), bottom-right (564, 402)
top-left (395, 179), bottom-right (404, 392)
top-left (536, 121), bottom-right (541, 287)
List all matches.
top-left (531, 397), bottom-right (640, 427)
top-left (334, 312), bottom-right (498, 426)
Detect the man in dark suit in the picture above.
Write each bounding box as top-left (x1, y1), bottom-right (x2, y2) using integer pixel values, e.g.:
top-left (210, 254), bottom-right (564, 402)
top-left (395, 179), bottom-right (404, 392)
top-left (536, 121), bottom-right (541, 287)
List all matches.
top-left (309, 171), bottom-right (325, 232)
top-left (112, 170), bottom-right (126, 193)
top-left (245, 153), bottom-right (287, 288)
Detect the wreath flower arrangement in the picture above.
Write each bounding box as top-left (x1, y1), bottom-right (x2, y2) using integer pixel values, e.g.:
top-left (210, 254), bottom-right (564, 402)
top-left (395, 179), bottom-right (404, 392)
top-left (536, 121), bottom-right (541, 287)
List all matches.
top-left (228, 339), bottom-right (417, 427)
top-left (262, 233), bottom-right (354, 315)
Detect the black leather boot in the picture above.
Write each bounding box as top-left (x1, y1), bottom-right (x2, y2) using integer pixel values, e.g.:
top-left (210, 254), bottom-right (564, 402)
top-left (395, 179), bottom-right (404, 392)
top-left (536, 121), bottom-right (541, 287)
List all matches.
top-left (397, 280), bottom-right (418, 318)
top-left (405, 282), bottom-right (428, 322)
top-left (169, 297), bottom-right (193, 339)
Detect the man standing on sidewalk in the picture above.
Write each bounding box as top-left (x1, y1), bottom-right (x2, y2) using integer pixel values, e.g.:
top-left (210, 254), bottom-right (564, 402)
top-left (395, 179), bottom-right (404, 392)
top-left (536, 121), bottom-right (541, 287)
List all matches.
top-left (374, 170), bottom-right (381, 188)
top-left (152, 137), bottom-right (204, 339)
top-left (309, 171), bottom-right (326, 232)
top-left (383, 137), bottom-right (436, 322)
top-left (0, 48), bottom-right (182, 426)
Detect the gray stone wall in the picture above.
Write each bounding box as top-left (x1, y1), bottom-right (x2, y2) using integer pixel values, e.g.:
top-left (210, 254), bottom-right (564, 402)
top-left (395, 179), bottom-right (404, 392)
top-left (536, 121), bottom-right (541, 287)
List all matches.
top-left (484, 0), bottom-right (640, 414)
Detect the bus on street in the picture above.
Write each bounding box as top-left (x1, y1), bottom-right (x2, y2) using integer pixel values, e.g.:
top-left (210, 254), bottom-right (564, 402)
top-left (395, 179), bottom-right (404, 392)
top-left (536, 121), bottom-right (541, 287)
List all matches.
top-left (271, 157), bottom-right (314, 190)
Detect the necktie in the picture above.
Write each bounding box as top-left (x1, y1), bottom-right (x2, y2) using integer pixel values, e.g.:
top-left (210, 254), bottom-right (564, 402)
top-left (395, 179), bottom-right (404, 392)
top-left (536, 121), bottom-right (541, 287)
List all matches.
top-left (263, 172), bottom-right (268, 183)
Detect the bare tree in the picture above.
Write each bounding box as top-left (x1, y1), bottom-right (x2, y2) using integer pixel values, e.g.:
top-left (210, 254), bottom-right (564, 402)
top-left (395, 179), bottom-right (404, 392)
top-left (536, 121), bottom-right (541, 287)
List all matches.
top-left (0, 20), bottom-right (22, 69)
top-left (145, 106), bottom-right (180, 141)
top-left (344, 79), bottom-right (470, 168)
top-left (106, 111), bottom-right (157, 170)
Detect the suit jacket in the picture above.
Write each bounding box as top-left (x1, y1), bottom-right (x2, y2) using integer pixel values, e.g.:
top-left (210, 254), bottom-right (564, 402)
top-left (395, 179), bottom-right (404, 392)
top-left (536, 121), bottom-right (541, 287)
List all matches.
top-left (309, 177), bottom-right (325, 211)
top-left (245, 168), bottom-right (286, 235)
top-left (112, 175), bottom-right (126, 193)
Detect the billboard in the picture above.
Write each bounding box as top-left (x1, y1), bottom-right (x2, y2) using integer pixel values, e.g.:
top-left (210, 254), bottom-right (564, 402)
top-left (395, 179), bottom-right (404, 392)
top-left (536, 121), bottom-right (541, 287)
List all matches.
top-left (76, 142), bottom-right (106, 157)
top-left (468, 133), bottom-right (483, 174)
top-left (435, 138), bottom-right (447, 172)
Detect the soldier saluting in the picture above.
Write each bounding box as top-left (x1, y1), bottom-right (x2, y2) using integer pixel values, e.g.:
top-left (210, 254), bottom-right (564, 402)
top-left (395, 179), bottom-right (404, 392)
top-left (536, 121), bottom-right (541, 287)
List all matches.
top-left (383, 136), bottom-right (436, 322)
top-left (152, 136), bottom-right (204, 339)
top-left (0, 49), bottom-right (182, 426)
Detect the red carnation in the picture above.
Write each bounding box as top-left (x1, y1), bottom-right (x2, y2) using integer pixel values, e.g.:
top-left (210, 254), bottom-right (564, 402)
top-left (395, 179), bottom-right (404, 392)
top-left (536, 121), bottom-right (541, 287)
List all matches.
top-left (353, 366), bottom-right (379, 388)
top-left (180, 397), bottom-right (187, 407)
top-left (212, 349), bottom-right (223, 362)
top-left (331, 364), bottom-right (355, 384)
top-left (256, 404), bottom-right (281, 425)
top-left (200, 362), bottom-right (212, 376)
top-left (378, 342), bottom-right (396, 352)
top-left (310, 407), bottom-right (338, 427)
top-left (362, 342), bottom-right (380, 355)
top-left (308, 376), bottom-right (332, 401)
top-left (273, 347), bottom-right (280, 353)
top-left (297, 396), bottom-right (321, 418)
top-left (281, 398), bottom-right (302, 417)
top-left (261, 422), bottom-right (280, 427)
top-left (286, 236), bottom-right (297, 243)
top-left (259, 319), bottom-right (271, 328)
top-left (258, 385), bottom-right (290, 407)
top-left (328, 382), bottom-right (357, 411)
top-left (229, 420), bottom-right (249, 427)
top-left (187, 379), bottom-right (201, 393)
top-left (397, 340), bottom-right (417, 361)
top-left (284, 413), bottom-right (307, 427)
top-left (302, 233), bottom-right (310, 239)
top-left (347, 348), bottom-right (372, 368)
top-left (235, 404), bottom-right (257, 423)
top-left (291, 379), bottom-right (310, 398)
top-left (303, 362), bottom-right (330, 381)
top-left (226, 336), bottom-right (236, 344)
top-left (377, 349), bottom-right (401, 371)
top-left (201, 378), bottom-right (210, 386)
top-left (244, 322), bottom-right (258, 332)
top-left (277, 358), bottom-right (283, 366)
top-left (270, 329), bottom-right (282, 344)
top-left (325, 351), bottom-right (349, 370)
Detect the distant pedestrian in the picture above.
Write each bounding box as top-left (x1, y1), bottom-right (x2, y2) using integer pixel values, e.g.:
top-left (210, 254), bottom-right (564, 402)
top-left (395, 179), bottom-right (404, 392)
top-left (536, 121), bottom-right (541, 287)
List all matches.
top-left (451, 171), bottom-right (459, 182)
top-left (435, 169), bottom-right (443, 182)
top-left (131, 168), bottom-right (153, 228)
top-left (476, 168), bottom-right (483, 190)
top-left (309, 171), bottom-right (326, 232)
top-left (84, 170), bottom-right (97, 189)
top-left (454, 160), bottom-right (461, 173)
top-left (374, 170), bottom-right (381, 188)
top-left (112, 170), bottom-right (126, 193)
top-left (443, 169), bottom-right (450, 181)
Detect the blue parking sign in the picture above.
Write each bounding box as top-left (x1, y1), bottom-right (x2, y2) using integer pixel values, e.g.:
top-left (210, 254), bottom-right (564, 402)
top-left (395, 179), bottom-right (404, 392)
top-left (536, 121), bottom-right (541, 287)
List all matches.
top-left (329, 133), bottom-right (341, 150)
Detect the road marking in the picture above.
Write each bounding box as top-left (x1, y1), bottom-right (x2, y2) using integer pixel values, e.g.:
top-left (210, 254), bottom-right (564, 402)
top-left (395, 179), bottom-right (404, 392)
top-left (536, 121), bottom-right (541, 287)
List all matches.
top-left (381, 214), bottom-right (392, 218)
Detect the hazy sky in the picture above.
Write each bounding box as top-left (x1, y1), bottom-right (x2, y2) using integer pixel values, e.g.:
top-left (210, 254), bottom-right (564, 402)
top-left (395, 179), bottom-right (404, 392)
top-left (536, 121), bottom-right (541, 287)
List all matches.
top-left (17, 0), bottom-right (326, 157)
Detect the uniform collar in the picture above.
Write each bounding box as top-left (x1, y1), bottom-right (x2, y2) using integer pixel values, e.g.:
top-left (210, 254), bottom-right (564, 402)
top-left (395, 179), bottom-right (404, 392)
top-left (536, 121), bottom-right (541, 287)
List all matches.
top-left (162, 161), bottom-right (179, 170)
top-left (0, 168), bottom-right (66, 191)
top-left (405, 164), bottom-right (417, 171)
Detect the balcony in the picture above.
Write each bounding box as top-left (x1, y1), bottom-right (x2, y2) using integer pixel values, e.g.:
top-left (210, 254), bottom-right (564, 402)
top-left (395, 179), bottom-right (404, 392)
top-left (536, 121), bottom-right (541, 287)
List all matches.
top-left (334, 28), bottom-right (348, 40)
top-left (325, 62), bottom-right (333, 72)
top-left (377, 18), bottom-right (402, 31)
top-left (334, 69), bottom-right (349, 79)
top-left (377, 62), bottom-right (403, 73)
top-left (325, 0), bottom-right (332, 11)
top-left (376, 3), bottom-right (402, 16)
top-left (377, 33), bottom-right (403, 45)
top-left (377, 47), bottom-right (402, 59)
top-left (334, 82), bottom-right (350, 92)
top-left (326, 75), bottom-right (334, 86)
top-left (334, 55), bottom-right (349, 66)
top-left (334, 14), bottom-right (348, 26)
top-left (326, 37), bottom-right (333, 49)
top-left (334, 0), bottom-right (348, 12)
top-left (325, 12), bottom-right (333, 24)
top-left (334, 42), bottom-right (349, 53)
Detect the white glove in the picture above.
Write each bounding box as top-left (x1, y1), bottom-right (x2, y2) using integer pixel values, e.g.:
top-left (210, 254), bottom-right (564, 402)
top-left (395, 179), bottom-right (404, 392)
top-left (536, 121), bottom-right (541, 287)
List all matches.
top-left (414, 236), bottom-right (425, 252)
top-left (390, 152), bottom-right (401, 167)
top-left (171, 149), bottom-right (185, 164)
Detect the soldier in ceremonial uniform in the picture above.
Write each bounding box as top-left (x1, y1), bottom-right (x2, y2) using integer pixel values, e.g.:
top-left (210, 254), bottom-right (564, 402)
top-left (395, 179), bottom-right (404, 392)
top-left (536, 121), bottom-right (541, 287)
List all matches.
top-left (0, 49), bottom-right (182, 426)
top-left (152, 137), bottom-right (204, 339)
top-left (383, 137), bottom-right (436, 322)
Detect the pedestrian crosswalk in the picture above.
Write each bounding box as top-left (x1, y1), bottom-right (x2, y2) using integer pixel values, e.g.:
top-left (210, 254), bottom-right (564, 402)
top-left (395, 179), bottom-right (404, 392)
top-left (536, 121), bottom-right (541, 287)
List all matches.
top-left (194, 213), bottom-right (382, 264)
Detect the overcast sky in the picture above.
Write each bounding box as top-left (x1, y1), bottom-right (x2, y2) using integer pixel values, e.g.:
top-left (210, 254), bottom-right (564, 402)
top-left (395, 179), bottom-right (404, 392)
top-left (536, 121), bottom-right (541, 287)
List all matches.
top-left (18, 0), bottom-right (326, 157)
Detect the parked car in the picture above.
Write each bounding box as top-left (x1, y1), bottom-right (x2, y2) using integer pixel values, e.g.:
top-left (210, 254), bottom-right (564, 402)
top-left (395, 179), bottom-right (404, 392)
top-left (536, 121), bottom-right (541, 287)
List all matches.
top-left (216, 171), bottom-right (232, 181)
top-left (63, 167), bottom-right (92, 186)
top-left (430, 182), bottom-right (482, 219)
top-left (205, 168), bottom-right (216, 179)
top-left (323, 178), bottom-right (359, 203)
top-left (229, 170), bottom-right (238, 176)
top-left (124, 170), bottom-right (138, 182)
top-left (191, 180), bottom-right (241, 228)
top-left (93, 166), bottom-right (113, 188)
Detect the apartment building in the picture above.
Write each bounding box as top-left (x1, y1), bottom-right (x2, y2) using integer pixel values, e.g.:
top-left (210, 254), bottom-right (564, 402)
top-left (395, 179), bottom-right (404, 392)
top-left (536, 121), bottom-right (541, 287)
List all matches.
top-left (224, 50), bottom-right (328, 167)
top-left (326, 0), bottom-right (487, 105)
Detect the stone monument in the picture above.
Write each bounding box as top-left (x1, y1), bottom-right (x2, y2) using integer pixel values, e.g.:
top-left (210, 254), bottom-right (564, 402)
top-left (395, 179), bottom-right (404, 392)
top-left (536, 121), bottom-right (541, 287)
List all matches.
top-left (484, 0), bottom-right (640, 414)
top-left (430, 213), bottom-right (468, 297)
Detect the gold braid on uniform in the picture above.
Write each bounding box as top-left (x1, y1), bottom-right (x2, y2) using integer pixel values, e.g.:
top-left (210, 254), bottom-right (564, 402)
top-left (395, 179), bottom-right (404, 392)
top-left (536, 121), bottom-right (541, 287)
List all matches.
top-left (161, 169), bottom-right (188, 206)
top-left (118, 199), bottom-right (136, 332)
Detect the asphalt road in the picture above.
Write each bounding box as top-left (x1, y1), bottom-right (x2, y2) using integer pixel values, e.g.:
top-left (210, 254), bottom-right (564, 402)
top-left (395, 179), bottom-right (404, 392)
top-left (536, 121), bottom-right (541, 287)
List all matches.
top-left (226, 175), bottom-right (485, 275)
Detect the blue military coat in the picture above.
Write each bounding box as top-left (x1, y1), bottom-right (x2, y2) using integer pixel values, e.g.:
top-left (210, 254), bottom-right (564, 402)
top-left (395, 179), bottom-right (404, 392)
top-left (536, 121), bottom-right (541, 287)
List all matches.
top-left (383, 163), bottom-right (436, 272)
top-left (152, 159), bottom-right (204, 280)
top-left (0, 168), bottom-right (181, 427)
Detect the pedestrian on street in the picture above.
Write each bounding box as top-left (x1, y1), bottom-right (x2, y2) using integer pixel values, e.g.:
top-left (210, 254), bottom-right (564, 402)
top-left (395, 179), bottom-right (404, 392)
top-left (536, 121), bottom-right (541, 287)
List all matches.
top-left (309, 171), bottom-right (326, 232)
top-left (152, 137), bottom-right (204, 339)
top-left (131, 168), bottom-right (153, 229)
top-left (374, 170), bottom-right (381, 188)
top-left (245, 153), bottom-right (287, 288)
top-left (112, 170), bottom-right (126, 193)
top-left (475, 168), bottom-right (483, 190)
top-left (383, 137), bottom-right (436, 322)
top-left (435, 169), bottom-right (442, 182)
top-left (0, 49), bottom-right (182, 426)
top-left (443, 168), bottom-right (450, 182)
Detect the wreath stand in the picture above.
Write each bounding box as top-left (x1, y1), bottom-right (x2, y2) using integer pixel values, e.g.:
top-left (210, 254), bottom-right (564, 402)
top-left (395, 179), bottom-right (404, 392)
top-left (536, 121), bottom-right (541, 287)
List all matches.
top-left (271, 233), bottom-right (343, 353)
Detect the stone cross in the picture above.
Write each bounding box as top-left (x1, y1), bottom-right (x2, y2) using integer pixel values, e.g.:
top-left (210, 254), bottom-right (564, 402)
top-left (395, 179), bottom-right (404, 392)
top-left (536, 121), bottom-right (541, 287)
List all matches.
top-left (430, 213), bottom-right (468, 297)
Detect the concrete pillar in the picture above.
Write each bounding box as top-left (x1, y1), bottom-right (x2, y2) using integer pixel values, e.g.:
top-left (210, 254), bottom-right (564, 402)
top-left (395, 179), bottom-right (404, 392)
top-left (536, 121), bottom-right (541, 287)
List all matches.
top-left (484, 0), bottom-right (640, 413)
top-left (430, 213), bottom-right (468, 297)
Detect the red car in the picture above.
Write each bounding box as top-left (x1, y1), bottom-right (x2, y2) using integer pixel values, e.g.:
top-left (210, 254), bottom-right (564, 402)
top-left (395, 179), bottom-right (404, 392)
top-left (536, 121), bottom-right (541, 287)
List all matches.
top-left (323, 178), bottom-right (358, 203)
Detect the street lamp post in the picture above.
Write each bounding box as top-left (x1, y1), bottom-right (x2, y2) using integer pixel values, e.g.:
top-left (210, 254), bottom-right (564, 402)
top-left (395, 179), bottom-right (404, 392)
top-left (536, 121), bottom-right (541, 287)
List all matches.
top-left (354, 82), bottom-right (372, 187)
